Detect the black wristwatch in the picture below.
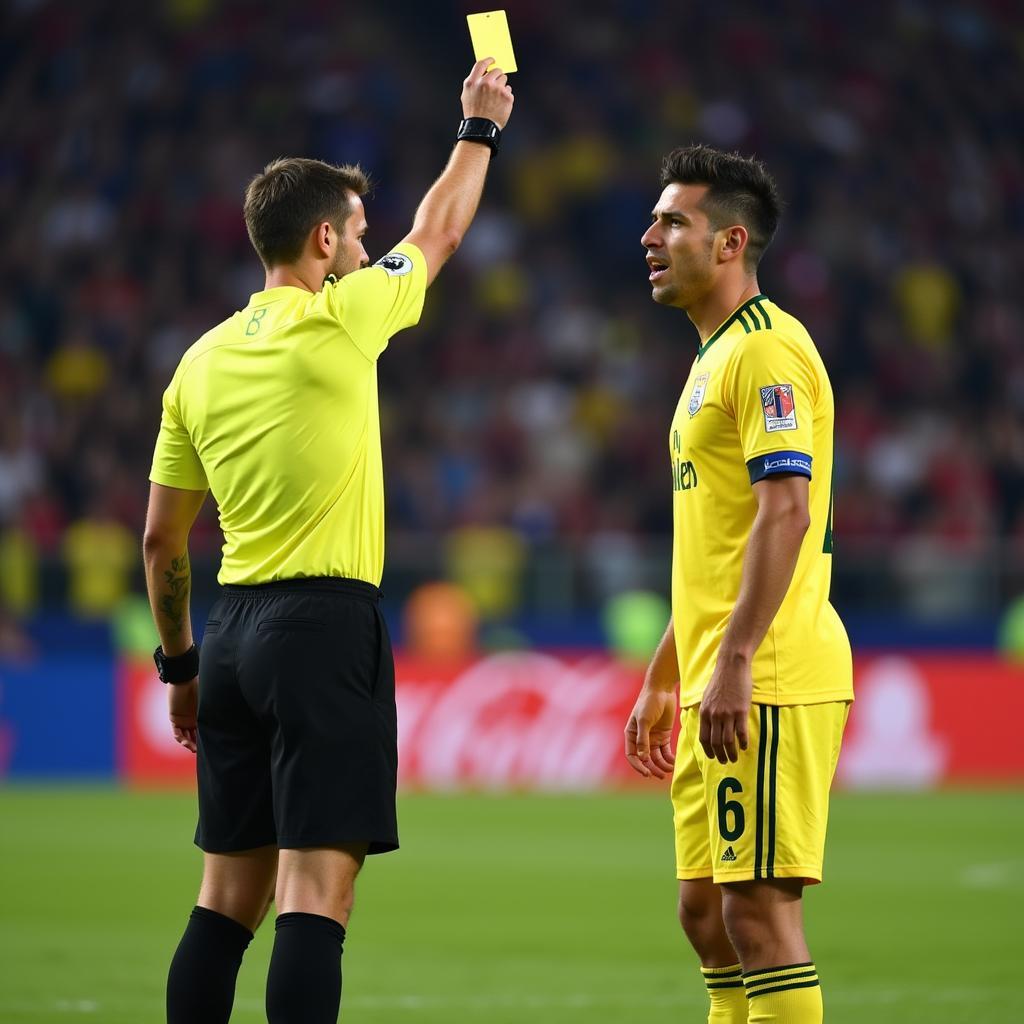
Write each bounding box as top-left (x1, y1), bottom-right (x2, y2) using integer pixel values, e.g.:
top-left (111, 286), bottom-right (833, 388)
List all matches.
top-left (154, 643), bottom-right (200, 684)
top-left (457, 117), bottom-right (501, 156)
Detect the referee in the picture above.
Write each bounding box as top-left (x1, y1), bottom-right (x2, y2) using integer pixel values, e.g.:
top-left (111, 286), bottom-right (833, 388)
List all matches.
top-left (143, 60), bottom-right (513, 1024)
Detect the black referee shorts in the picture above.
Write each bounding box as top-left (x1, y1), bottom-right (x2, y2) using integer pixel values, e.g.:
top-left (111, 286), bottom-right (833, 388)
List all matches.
top-left (194, 577), bottom-right (398, 855)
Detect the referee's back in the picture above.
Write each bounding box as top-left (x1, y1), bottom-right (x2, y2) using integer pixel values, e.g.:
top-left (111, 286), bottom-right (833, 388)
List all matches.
top-left (149, 244), bottom-right (426, 587)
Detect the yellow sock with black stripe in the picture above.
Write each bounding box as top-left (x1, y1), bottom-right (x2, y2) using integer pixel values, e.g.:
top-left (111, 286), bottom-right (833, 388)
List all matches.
top-left (743, 962), bottom-right (822, 1023)
top-left (700, 963), bottom-right (746, 1023)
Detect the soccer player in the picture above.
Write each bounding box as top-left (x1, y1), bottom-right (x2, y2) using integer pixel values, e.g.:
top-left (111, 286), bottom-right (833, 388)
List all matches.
top-left (142, 60), bottom-right (513, 1024)
top-left (624, 145), bottom-right (852, 1024)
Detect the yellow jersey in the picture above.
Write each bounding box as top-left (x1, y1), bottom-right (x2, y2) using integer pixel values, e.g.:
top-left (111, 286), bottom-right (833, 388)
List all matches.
top-left (150, 243), bottom-right (426, 586)
top-left (670, 294), bottom-right (852, 708)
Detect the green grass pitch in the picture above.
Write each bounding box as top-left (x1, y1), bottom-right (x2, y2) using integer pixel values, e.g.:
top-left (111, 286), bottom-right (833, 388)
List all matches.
top-left (0, 787), bottom-right (1021, 1022)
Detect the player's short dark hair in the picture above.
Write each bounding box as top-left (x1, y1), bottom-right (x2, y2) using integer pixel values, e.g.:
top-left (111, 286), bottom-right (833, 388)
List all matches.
top-left (243, 157), bottom-right (370, 268)
top-left (660, 144), bottom-right (781, 269)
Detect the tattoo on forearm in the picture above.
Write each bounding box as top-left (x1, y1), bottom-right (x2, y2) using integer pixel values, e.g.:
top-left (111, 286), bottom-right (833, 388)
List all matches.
top-left (158, 553), bottom-right (191, 634)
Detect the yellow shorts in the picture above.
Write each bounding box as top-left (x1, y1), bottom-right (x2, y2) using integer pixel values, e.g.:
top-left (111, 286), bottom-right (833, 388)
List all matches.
top-left (671, 701), bottom-right (849, 884)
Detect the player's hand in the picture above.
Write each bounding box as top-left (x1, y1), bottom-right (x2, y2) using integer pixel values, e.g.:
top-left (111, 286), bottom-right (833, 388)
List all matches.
top-left (461, 58), bottom-right (514, 129)
top-left (699, 658), bottom-right (751, 764)
top-left (168, 677), bottom-right (198, 754)
top-left (625, 687), bottom-right (677, 779)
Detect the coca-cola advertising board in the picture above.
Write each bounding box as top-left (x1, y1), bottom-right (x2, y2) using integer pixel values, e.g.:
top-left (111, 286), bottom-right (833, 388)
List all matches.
top-left (118, 651), bottom-right (1024, 787)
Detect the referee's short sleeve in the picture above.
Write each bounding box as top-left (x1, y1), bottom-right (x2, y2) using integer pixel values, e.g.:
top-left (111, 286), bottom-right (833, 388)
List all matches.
top-left (150, 374), bottom-right (208, 491)
top-left (326, 242), bottom-right (427, 361)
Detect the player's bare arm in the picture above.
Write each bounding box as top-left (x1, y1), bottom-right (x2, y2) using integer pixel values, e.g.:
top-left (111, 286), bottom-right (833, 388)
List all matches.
top-left (143, 482), bottom-right (207, 754)
top-left (625, 616), bottom-right (679, 779)
top-left (700, 474), bottom-right (810, 764)
top-left (400, 58), bottom-right (514, 285)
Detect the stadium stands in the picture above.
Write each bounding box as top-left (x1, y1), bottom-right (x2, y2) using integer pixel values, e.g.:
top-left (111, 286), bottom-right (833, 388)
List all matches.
top-left (1, 0), bottom-right (1022, 622)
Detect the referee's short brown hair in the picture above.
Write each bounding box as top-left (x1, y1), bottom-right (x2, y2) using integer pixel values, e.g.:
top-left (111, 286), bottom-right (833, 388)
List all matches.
top-left (244, 157), bottom-right (370, 269)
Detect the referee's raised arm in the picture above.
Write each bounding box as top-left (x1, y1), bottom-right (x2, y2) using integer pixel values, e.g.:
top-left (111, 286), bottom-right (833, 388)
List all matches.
top-left (400, 58), bottom-right (514, 285)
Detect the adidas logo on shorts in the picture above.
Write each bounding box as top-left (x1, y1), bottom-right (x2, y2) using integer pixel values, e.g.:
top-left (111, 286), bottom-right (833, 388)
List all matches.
top-left (721, 846), bottom-right (737, 863)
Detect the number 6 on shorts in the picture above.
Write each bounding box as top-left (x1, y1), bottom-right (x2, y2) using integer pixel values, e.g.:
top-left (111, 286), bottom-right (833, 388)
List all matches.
top-left (717, 777), bottom-right (745, 841)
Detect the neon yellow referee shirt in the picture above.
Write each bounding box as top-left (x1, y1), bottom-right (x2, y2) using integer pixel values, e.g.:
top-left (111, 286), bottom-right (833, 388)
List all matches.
top-left (150, 244), bottom-right (426, 586)
top-left (670, 294), bottom-right (852, 708)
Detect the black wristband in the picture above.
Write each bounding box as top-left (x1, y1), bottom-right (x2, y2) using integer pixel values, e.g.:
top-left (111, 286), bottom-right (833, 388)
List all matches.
top-left (154, 643), bottom-right (200, 684)
top-left (456, 117), bottom-right (501, 156)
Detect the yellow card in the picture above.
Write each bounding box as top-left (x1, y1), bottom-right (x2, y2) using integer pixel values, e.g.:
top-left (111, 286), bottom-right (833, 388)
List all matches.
top-left (467, 10), bottom-right (517, 74)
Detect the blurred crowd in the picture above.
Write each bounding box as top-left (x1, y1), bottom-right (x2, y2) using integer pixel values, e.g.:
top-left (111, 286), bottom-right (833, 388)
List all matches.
top-left (1, 0), bottom-right (1023, 622)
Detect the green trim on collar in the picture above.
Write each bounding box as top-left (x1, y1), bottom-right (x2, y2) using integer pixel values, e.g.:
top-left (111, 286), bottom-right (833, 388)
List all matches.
top-left (697, 294), bottom-right (770, 360)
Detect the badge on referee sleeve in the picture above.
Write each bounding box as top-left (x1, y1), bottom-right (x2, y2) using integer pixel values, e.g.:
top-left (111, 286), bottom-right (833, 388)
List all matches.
top-left (374, 252), bottom-right (414, 276)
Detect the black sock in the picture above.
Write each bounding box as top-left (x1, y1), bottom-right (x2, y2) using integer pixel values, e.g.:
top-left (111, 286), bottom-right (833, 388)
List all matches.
top-left (266, 912), bottom-right (347, 1024)
top-left (166, 905), bottom-right (253, 1024)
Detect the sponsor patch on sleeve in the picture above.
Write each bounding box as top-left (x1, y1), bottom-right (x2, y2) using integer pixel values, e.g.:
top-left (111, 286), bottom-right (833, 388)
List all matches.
top-left (759, 383), bottom-right (797, 432)
top-left (374, 252), bottom-right (414, 276)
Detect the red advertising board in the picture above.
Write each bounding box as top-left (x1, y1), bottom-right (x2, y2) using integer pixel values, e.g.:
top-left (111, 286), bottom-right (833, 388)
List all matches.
top-left (118, 651), bottom-right (1024, 788)
top-left (837, 654), bottom-right (1024, 787)
top-left (394, 651), bottom-right (646, 790)
top-left (117, 658), bottom-right (197, 785)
